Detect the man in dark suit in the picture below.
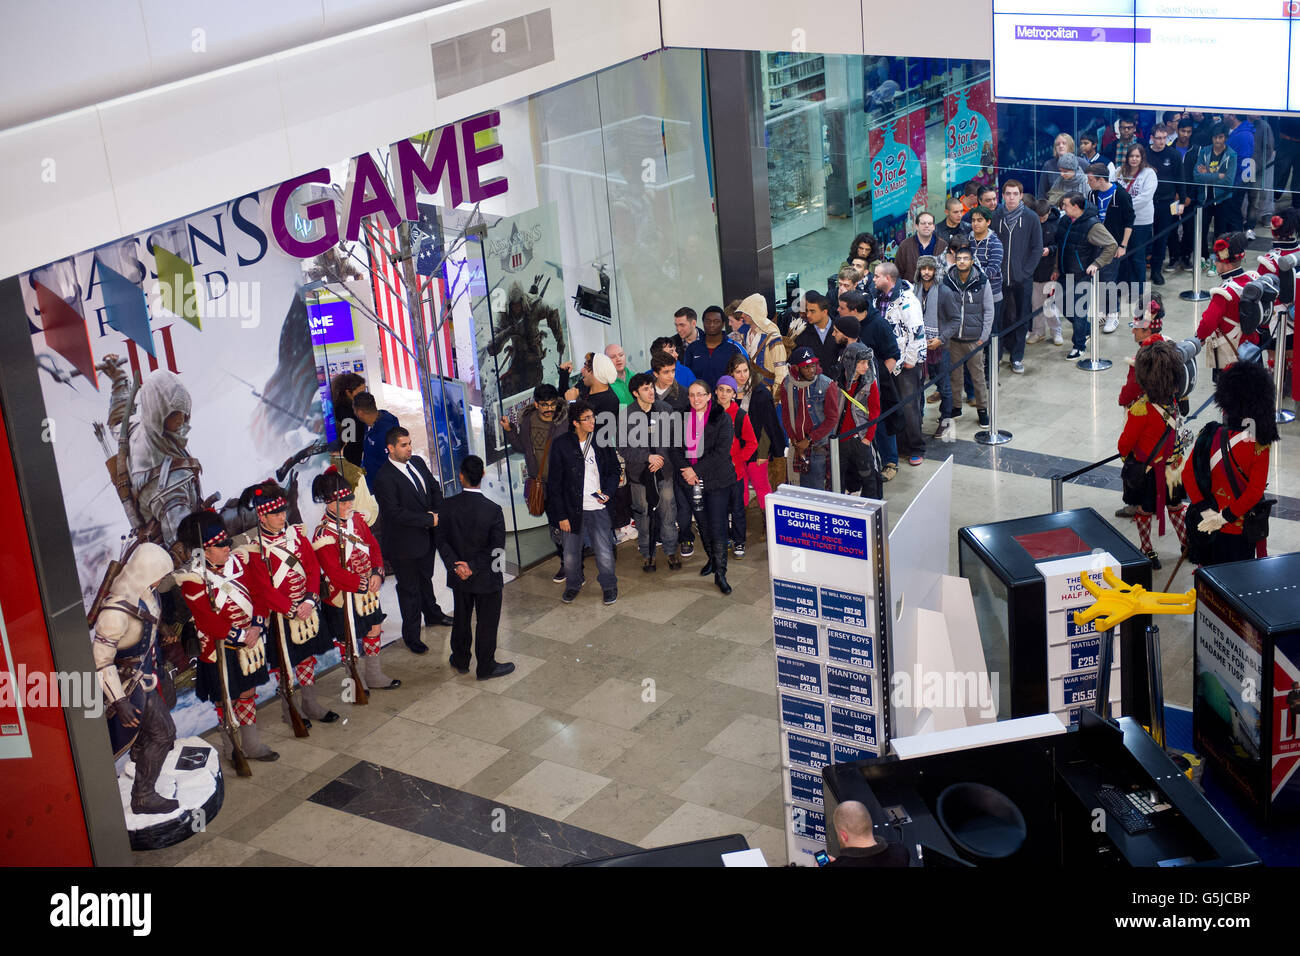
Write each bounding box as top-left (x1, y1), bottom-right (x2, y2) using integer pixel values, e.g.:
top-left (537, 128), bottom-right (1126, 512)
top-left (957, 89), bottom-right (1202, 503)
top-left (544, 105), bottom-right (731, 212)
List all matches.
top-left (435, 456), bottom-right (513, 680)
top-left (370, 426), bottom-right (454, 654)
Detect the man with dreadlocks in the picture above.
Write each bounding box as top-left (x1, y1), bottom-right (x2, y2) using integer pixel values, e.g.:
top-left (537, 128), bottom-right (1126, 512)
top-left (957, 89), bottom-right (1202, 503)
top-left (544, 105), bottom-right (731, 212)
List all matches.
top-left (238, 479), bottom-right (339, 729)
top-left (1116, 339), bottom-right (1188, 568)
top-left (1183, 360), bottom-right (1280, 566)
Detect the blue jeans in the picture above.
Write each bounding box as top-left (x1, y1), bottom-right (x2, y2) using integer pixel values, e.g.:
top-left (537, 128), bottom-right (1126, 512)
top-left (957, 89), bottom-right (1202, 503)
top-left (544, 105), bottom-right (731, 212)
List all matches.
top-left (933, 349), bottom-right (953, 417)
top-left (1064, 272), bottom-right (1090, 350)
top-left (875, 429), bottom-right (898, 467)
top-left (799, 445), bottom-right (830, 490)
top-left (564, 507), bottom-right (617, 592)
top-left (630, 473), bottom-right (679, 559)
top-left (999, 280), bottom-right (1031, 363)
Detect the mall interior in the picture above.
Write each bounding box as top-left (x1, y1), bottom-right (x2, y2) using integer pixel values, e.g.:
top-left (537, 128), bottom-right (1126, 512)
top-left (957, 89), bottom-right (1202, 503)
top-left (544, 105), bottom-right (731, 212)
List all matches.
top-left (0, 0), bottom-right (1297, 876)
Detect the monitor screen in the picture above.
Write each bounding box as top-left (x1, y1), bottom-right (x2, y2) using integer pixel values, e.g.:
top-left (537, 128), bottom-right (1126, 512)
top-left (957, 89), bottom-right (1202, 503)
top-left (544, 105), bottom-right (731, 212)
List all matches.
top-left (993, 1), bottom-right (1299, 112)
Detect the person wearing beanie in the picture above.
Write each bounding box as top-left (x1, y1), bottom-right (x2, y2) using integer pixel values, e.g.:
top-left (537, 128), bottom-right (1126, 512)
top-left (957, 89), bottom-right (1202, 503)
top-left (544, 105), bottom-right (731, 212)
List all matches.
top-left (1046, 151), bottom-right (1082, 206)
top-left (833, 314), bottom-right (860, 340)
top-left (1183, 359), bottom-right (1279, 566)
top-left (683, 305), bottom-right (744, 389)
top-left (729, 293), bottom-right (789, 392)
top-left (1117, 295), bottom-right (1167, 411)
top-left (585, 351), bottom-right (622, 428)
top-left (713, 374), bottom-right (758, 558)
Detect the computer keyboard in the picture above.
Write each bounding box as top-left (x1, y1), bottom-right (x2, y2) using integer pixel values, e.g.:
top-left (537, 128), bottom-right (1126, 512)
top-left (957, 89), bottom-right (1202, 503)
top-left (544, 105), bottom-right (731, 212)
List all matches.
top-left (1095, 786), bottom-right (1155, 835)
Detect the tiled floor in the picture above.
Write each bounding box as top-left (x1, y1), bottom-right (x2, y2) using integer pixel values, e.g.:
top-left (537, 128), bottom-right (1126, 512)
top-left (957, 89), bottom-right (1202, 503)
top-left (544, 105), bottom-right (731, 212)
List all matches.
top-left (136, 250), bottom-right (1298, 867)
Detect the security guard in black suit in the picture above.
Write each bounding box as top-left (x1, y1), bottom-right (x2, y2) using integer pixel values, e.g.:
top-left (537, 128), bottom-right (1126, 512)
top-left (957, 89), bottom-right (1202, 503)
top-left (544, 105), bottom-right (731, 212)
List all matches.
top-left (369, 425), bottom-right (454, 654)
top-left (435, 456), bottom-right (513, 680)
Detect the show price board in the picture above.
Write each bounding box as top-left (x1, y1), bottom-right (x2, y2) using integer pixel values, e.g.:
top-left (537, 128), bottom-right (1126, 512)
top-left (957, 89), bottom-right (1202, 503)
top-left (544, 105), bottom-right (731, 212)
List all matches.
top-left (1037, 554), bottom-right (1123, 728)
top-left (766, 487), bottom-right (891, 865)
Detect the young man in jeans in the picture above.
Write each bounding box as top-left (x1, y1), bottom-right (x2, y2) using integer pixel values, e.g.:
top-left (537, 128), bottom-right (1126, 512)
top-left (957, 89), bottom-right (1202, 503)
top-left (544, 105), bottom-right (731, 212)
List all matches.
top-left (624, 373), bottom-right (682, 572)
top-left (938, 244), bottom-right (994, 429)
top-left (547, 400), bottom-right (622, 606)
top-left (1054, 193), bottom-right (1120, 359)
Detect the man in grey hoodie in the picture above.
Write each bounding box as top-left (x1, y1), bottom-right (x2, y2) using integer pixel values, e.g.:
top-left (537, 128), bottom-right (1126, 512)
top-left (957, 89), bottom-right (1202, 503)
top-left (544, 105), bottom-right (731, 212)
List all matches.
top-left (938, 244), bottom-right (994, 430)
top-left (994, 180), bottom-right (1043, 375)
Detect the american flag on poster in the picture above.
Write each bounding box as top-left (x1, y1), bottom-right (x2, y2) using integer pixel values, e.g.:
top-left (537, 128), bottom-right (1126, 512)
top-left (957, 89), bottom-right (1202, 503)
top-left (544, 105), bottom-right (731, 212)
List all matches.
top-left (363, 224), bottom-right (454, 391)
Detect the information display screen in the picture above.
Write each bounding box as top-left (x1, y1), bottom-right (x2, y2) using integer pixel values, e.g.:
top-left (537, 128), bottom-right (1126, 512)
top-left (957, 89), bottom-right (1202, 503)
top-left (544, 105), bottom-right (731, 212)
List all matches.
top-left (993, 1), bottom-right (1299, 112)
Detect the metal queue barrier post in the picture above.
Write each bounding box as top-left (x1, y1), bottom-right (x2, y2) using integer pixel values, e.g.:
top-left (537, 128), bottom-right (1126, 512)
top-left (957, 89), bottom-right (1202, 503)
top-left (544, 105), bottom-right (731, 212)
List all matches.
top-left (1145, 624), bottom-right (1166, 750)
top-left (829, 437), bottom-right (842, 494)
top-left (1179, 205), bottom-right (1211, 302)
top-left (975, 332), bottom-right (1012, 445)
top-left (1077, 272), bottom-right (1112, 372)
top-left (1275, 305), bottom-right (1296, 424)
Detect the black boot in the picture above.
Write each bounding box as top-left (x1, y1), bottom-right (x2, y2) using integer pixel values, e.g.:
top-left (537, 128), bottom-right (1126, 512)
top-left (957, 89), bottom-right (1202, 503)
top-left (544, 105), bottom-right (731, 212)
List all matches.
top-left (698, 534), bottom-right (715, 575)
top-left (713, 543), bottom-right (732, 595)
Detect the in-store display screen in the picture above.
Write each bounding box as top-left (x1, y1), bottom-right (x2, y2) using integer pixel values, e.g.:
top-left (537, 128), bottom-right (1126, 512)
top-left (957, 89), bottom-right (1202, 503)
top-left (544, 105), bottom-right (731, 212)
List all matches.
top-left (993, 1), bottom-right (1298, 112)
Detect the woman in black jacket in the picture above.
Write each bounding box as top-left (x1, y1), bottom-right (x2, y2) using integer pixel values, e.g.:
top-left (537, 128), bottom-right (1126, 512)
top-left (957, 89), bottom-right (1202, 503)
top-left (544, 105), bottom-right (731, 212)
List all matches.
top-left (727, 352), bottom-right (786, 514)
top-left (331, 372), bottom-right (367, 472)
top-left (681, 381), bottom-right (736, 595)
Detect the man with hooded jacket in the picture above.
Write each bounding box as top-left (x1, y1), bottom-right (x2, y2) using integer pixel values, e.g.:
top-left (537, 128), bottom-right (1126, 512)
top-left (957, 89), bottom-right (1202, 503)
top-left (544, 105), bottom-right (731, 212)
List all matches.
top-left (731, 293), bottom-right (789, 394)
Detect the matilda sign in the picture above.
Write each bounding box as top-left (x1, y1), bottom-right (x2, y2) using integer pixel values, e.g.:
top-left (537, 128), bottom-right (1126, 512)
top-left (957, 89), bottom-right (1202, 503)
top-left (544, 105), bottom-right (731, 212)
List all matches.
top-left (270, 112), bottom-right (509, 259)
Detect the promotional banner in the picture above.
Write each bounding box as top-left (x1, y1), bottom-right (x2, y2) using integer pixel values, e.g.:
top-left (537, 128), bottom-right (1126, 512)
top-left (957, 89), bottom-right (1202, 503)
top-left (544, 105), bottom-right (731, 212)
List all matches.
top-left (869, 107), bottom-right (928, 259)
top-left (1273, 642), bottom-right (1300, 807)
top-left (944, 81), bottom-right (998, 195)
top-left (1195, 582), bottom-right (1264, 806)
top-left (21, 187), bottom-right (323, 742)
top-left (766, 486), bottom-right (889, 865)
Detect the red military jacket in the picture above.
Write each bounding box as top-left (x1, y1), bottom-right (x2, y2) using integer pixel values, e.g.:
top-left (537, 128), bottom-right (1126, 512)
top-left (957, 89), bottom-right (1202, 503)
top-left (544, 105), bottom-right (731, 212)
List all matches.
top-left (1196, 269), bottom-right (1260, 344)
top-left (244, 523), bottom-right (321, 613)
top-left (1255, 244), bottom-right (1300, 301)
top-left (177, 551), bottom-right (281, 662)
top-left (1117, 396), bottom-right (1176, 464)
top-left (1117, 334), bottom-right (1166, 408)
top-left (1182, 427), bottom-right (1272, 536)
top-left (313, 512), bottom-right (384, 607)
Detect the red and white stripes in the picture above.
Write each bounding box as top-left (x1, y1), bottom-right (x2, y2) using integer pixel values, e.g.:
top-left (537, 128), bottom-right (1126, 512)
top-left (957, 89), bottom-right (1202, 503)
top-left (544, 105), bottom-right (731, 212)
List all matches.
top-left (363, 225), bottom-right (454, 391)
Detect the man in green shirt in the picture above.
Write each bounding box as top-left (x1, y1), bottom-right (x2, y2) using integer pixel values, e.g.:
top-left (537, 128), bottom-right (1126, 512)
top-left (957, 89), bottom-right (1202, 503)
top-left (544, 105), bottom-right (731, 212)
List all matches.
top-left (604, 343), bottom-right (634, 405)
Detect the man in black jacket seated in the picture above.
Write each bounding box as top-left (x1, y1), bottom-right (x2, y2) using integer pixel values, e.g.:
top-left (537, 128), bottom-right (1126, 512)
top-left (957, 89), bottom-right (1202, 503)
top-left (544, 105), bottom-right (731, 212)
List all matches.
top-left (435, 455), bottom-right (513, 680)
top-left (370, 426), bottom-right (454, 654)
top-left (548, 400), bottom-right (622, 606)
top-left (825, 801), bottom-right (909, 867)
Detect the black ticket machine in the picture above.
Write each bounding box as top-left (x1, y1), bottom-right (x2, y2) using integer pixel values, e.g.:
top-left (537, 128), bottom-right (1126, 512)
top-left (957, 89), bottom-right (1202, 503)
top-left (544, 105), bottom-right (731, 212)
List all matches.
top-left (823, 713), bottom-right (1259, 867)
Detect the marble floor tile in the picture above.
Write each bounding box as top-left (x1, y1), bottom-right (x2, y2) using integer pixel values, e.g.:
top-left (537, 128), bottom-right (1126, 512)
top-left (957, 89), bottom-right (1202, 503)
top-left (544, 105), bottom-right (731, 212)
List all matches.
top-left (523, 603), bottom-right (621, 644)
top-left (395, 681), bottom-right (482, 726)
top-left (699, 602), bottom-right (780, 646)
top-left (598, 736), bottom-right (716, 796)
top-left (529, 717), bottom-right (642, 774)
top-left (175, 835), bottom-right (260, 867)
top-left (705, 643), bottom-right (779, 696)
top-left (611, 587), bottom-right (709, 626)
top-left (565, 677), bottom-right (671, 730)
top-left (316, 817), bottom-right (440, 867)
top-left (744, 785), bottom-right (787, 831)
top-left (502, 660), bottom-right (617, 711)
top-left (704, 713), bottom-right (782, 770)
top-left (459, 750), bottom-right (545, 802)
top-left (264, 736), bottom-right (339, 774)
top-left (131, 831), bottom-right (210, 867)
top-left (202, 780), bottom-right (282, 837)
top-left (410, 839), bottom-right (519, 867)
top-left (495, 760), bottom-right (611, 821)
top-left (640, 801), bottom-right (759, 850)
top-left (216, 791), bottom-right (305, 845)
top-left (562, 781), bottom-right (685, 846)
top-left (672, 755), bottom-right (781, 816)
top-left (394, 727), bottom-right (509, 789)
top-left (242, 849), bottom-right (308, 867)
top-left (436, 693), bottom-right (544, 744)
top-left (340, 715), bottom-right (442, 768)
top-left (250, 802), bottom-right (370, 865)
top-left (494, 710), bottom-right (574, 754)
top-left (469, 651), bottom-right (547, 695)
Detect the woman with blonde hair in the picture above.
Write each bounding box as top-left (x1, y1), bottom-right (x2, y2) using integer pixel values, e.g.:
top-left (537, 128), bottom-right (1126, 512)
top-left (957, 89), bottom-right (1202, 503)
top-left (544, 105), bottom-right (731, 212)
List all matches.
top-left (1038, 132), bottom-right (1077, 198)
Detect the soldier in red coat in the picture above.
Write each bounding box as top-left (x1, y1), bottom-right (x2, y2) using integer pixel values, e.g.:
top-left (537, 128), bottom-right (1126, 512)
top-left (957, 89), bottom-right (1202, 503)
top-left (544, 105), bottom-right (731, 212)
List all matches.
top-left (1196, 233), bottom-right (1260, 380)
top-left (239, 480), bottom-right (339, 728)
top-left (1254, 209), bottom-right (1299, 401)
top-left (176, 509), bottom-right (280, 765)
top-left (1117, 295), bottom-right (1167, 410)
top-left (1183, 361), bottom-right (1279, 566)
top-left (311, 468), bottom-right (400, 692)
top-left (1116, 340), bottom-right (1188, 568)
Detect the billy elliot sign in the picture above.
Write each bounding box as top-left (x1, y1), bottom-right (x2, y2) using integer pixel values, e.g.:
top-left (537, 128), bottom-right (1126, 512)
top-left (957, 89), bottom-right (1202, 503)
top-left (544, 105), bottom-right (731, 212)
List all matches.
top-left (270, 111), bottom-right (508, 259)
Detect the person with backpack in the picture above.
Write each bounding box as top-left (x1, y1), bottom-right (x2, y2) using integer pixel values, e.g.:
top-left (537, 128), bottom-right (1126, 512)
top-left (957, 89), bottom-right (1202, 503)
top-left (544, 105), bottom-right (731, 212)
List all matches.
top-left (1183, 360), bottom-right (1279, 566)
top-left (713, 375), bottom-right (758, 558)
top-left (1116, 340), bottom-right (1188, 569)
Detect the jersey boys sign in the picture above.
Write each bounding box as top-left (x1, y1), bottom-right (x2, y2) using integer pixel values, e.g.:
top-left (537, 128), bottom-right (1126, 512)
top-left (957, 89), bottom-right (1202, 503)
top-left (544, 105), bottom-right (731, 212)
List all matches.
top-left (270, 112), bottom-right (509, 259)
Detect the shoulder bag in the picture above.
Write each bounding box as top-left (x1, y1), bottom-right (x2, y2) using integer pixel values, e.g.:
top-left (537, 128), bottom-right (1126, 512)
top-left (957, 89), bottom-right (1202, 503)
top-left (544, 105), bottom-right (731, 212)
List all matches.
top-left (524, 431), bottom-right (555, 517)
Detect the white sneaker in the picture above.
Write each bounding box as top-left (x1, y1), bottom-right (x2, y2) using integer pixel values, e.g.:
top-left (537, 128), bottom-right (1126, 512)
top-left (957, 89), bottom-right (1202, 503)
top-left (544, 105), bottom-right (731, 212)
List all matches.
top-left (1102, 316), bottom-right (1119, 334)
top-left (1052, 332), bottom-right (1064, 346)
top-left (1246, 228), bottom-right (1256, 241)
top-left (1024, 333), bottom-right (1044, 345)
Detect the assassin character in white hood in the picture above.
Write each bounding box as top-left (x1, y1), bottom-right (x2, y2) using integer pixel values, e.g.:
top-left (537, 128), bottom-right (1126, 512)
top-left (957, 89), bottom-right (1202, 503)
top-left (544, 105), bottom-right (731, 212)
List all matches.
top-left (90, 543), bottom-right (180, 814)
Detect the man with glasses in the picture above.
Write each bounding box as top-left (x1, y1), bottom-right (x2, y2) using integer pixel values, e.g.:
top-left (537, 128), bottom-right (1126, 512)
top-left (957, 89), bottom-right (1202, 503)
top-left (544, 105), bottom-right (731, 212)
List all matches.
top-left (548, 400), bottom-right (621, 606)
top-left (503, 382), bottom-right (570, 583)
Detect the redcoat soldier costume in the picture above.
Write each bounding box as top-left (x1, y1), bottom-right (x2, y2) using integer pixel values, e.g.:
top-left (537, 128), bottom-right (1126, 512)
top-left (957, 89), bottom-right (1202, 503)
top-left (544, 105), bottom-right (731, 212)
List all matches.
top-left (1116, 340), bottom-right (1188, 568)
top-left (311, 468), bottom-right (400, 691)
top-left (1183, 361), bottom-right (1279, 566)
top-left (91, 543), bottom-right (180, 814)
top-left (1255, 209), bottom-right (1299, 401)
top-left (1196, 233), bottom-right (1262, 379)
top-left (176, 509), bottom-right (280, 765)
top-left (1117, 297), bottom-right (1167, 409)
top-left (239, 480), bottom-right (339, 729)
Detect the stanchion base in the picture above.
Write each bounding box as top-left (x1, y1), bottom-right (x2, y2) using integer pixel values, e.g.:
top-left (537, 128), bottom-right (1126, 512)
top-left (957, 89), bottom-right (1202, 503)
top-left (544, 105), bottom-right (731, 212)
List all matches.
top-left (1179, 290), bottom-right (1211, 301)
top-left (974, 429), bottom-right (1013, 445)
top-left (1278, 409), bottom-right (1297, 424)
top-left (1077, 358), bottom-right (1113, 371)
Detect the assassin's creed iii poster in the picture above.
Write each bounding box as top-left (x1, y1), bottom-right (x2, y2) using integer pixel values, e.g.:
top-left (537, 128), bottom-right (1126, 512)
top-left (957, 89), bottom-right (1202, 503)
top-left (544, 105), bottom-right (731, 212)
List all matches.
top-left (20, 186), bottom-right (327, 740)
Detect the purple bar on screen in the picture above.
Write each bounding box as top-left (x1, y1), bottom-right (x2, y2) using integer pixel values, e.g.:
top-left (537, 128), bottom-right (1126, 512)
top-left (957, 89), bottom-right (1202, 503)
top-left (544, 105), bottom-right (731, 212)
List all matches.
top-left (1014, 25), bottom-right (1151, 43)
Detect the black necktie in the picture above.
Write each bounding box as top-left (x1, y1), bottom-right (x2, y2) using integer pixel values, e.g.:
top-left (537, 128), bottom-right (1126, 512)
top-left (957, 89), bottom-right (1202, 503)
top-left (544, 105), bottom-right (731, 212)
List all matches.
top-left (405, 463), bottom-right (425, 499)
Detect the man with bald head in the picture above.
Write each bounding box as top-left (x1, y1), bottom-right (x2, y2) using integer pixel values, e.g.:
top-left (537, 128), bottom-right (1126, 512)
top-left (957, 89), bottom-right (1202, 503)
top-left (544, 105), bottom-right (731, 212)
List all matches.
top-left (604, 343), bottom-right (634, 405)
top-left (825, 800), bottom-right (909, 867)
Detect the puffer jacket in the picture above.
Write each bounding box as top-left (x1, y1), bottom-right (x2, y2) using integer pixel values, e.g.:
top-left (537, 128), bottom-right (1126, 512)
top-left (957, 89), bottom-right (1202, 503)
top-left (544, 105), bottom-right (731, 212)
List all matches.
top-left (937, 262), bottom-right (994, 342)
